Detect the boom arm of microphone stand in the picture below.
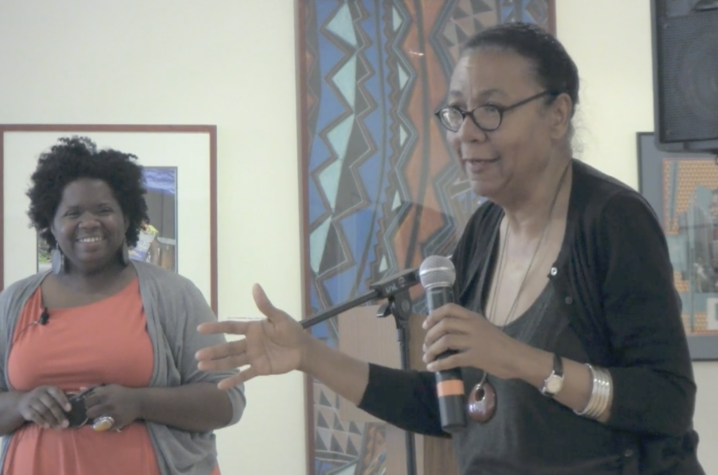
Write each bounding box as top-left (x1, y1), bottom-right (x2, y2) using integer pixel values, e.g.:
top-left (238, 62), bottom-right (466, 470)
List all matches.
top-left (300, 289), bottom-right (380, 329)
top-left (300, 268), bottom-right (420, 330)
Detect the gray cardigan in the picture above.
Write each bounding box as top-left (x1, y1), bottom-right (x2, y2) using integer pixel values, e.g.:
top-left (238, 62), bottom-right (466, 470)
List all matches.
top-left (0, 261), bottom-right (246, 475)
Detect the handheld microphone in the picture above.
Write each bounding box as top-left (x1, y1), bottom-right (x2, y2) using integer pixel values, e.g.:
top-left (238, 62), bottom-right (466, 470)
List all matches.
top-left (419, 255), bottom-right (467, 433)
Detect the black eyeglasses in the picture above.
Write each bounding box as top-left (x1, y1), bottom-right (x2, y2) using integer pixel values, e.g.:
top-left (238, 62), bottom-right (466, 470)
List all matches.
top-left (434, 90), bottom-right (558, 133)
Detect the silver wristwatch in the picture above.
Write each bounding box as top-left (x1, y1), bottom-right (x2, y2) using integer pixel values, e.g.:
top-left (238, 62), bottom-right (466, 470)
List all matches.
top-left (540, 353), bottom-right (564, 397)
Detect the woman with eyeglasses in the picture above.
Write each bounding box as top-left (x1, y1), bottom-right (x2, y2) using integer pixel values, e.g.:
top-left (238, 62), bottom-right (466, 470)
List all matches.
top-left (0, 137), bottom-right (245, 475)
top-left (196, 22), bottom-right (704, 474)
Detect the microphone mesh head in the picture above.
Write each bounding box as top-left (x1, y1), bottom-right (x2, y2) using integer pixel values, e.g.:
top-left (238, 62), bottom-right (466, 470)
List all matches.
top-left (419, 255), bottom-right (456, 289)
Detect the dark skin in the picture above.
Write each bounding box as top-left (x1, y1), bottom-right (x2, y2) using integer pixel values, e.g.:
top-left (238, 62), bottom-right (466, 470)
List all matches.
top-left (0, 178), bottom-right (232, 435)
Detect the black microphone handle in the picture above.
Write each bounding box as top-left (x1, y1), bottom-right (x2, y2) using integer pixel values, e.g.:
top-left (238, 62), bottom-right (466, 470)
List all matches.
top-left (425, 285), bottom-right (468, 433)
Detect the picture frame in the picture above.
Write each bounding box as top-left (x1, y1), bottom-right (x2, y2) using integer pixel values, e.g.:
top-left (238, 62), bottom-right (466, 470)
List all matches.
top-left (637, 131), bottom-right (718, 360)
top-left (0, 124), bottom-right (218, 313)
top-left (295, 2), bottom-right (556, 474)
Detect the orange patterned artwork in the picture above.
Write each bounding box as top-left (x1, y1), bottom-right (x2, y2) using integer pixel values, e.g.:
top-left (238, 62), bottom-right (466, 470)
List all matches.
top-left (662, 159), bottom-right (718, 336)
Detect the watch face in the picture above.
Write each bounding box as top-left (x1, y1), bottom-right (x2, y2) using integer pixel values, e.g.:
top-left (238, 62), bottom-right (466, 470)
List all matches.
top-left (545, 376), bottom-right (563, 394)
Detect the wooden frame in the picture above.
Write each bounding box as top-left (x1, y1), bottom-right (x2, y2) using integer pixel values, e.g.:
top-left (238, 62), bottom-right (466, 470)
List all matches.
top-left (295, 2), bottom-right (556, 474)
top-left (637, 132), bottom-right (718, 360)
top-left (0, 124), bottom-right (218, 313)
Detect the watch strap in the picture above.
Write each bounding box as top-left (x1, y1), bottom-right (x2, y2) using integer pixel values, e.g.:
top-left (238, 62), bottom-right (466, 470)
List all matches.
top-left (540, 353), bottom-right (564, 397)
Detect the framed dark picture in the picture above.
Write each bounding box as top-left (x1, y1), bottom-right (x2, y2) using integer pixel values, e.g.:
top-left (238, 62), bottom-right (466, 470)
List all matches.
top-left (0, 124), bottom-right (218, 312)
top-left (637, 132), bottom-right (718, 360)
top-left (296, 2), bottom-right (556, 474)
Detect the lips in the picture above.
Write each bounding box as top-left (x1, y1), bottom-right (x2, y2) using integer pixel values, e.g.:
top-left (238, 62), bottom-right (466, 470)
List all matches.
top-left (464, 157), bottom-right (499, 174)
top-left (463, 157), bottom-right (499, 163)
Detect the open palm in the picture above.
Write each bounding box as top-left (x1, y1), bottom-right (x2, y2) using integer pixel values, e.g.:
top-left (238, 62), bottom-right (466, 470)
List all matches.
top-left (196, 284), bottom-right (308, 389)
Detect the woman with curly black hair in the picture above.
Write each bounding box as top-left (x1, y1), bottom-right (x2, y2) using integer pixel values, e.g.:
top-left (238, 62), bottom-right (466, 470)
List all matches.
top-left (0, 137), bottom-right (245, 475)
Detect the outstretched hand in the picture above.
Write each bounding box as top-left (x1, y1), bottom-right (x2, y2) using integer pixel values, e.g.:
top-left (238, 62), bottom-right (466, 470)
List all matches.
top-left (196, 284), bottom-right (308, 390)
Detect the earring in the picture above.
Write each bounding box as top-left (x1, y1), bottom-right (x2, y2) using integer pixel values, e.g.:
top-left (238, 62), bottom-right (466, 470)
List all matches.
top-left (50, 247), bottom-right (66, 275)
top-left (119, 241), bottom-right (130, 266)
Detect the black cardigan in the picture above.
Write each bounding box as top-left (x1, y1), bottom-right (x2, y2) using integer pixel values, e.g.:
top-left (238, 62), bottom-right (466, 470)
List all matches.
top-left (358, 160), bottom-right (703, 474)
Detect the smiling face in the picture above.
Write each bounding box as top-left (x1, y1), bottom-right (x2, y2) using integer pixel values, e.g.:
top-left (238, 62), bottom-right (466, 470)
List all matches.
top-left (51, 178), bottom-right (129, 274)
top-left (446, 48), bottom-right (570, 202)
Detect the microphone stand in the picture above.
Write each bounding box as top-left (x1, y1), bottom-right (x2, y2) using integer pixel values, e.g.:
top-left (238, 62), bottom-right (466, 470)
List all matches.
top-left (301, 268), bottom-right (420, 475)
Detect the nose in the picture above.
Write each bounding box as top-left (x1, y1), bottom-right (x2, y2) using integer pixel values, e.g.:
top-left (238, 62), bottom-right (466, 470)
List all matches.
top-left (77, 212), bottom-right (101, 228)
top-left (455, 114), bottom-right (488, 144)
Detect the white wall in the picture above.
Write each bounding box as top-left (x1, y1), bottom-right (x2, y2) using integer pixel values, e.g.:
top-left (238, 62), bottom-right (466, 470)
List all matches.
top-left (557, 2), bottom-right (718, 472)
top-left (0, 1), bottom-right (306, 474)
top-left (0, 1), bottom-right (715, 474)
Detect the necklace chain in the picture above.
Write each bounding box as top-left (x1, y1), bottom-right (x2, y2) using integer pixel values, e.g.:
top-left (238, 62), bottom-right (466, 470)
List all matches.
top-left (487, 162), bottom-right (571, 328)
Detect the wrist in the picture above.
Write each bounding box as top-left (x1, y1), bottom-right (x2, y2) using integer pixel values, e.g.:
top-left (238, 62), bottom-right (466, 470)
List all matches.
top-left (508, 342), bottom-right (553, 388)
top-left (298, 332), bottom-right (323, 375)
top-left (130, 387), bottom-right (149, 421)
top-left (12, 391), bottom-right (29, 421)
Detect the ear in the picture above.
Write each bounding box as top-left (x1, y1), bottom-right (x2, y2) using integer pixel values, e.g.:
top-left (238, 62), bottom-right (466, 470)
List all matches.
top-left (548, 93), bottom-right (573, 140)
top-left (48, 223), bottom-right (57, 243)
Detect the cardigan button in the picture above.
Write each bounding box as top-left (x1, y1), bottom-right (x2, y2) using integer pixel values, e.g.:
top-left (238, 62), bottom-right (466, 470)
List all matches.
top-left (565, 296), bottom-right (573, 305)
top-left (549, 266), bottom-right (558, 276)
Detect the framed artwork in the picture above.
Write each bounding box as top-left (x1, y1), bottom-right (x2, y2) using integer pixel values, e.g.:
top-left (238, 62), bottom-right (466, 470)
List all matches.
top-left (637, 132), bottom-right (718, 360)
top-left (296, 2), bottom-right (556, 474)
top-left (0, 124), bottom-right (218, 313)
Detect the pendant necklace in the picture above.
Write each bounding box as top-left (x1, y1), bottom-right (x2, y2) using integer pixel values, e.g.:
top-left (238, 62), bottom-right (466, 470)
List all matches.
top-left (466, 162), bottom-right (571, 424)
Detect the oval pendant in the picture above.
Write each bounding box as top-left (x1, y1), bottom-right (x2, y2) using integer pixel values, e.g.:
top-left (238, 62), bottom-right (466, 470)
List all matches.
top-left (467, 381), bottom-right (497, 423)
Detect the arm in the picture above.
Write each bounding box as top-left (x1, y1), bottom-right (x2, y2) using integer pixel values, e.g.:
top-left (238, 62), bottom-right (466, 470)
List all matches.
top-left (169, 280), bottom-right (246, 430)
top-left (197, 284), bottom-right (444, 436)
top-left (133, 383), bottom-right (232, 433)
top-left (0, 391), bottom-right (26, 435)
top-left (301, 337), bottom-right (444, 436)
top-left (595, 191), bottom-right (695, 435)
top-left (0, 387), bottom-right (74, 436)
top-left (505, 191), bottom-right (694, 435)
top-left (358, 364), bottom-right (445, 437)
top-left (85, 277), bottom-right (241, 432)
top-left (300, 335), bottom-right (369, 405)
top-left (119, 277), bottom-right (245, 432)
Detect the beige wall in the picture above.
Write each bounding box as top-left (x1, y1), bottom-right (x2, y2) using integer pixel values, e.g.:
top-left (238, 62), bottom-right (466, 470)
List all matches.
top-left (0, 0), bottom-right (715, 474)
top-left (0, 1), bottom-right (306, 474)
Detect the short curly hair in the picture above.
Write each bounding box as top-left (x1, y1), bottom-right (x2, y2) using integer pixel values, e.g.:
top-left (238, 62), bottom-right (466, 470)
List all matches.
top-left (27, 136), bottom-right (149, 249)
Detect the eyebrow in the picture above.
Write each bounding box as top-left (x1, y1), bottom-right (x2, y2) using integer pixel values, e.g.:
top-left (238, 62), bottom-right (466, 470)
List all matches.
top-left (61, 202), bottom-right (115, 209)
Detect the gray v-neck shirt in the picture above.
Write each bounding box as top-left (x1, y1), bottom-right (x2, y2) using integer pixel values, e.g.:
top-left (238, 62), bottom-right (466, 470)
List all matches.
top-left (452, 222), bottom-right (621, 475)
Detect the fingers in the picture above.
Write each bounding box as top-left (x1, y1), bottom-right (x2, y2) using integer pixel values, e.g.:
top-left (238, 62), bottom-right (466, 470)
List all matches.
top-left (31, 389), bottom-right (69, 428)
top-left (198, 352), bottom-right (250, 372)
top-left (252, 284), bottom-right (284, 322)
top-left (196, 339), bottom-right (247, 363)
top-left (217, 367), bottom-right (258, 390)
top-left (423, 333), bottom-right (471, 365)
top-left (422, 303), bottom-right (472, 330)
top-left (82, 388), bottom-right (106, 411)
top-left (85, 403), bottom-right (107, 420)
top-left (197, 320), bottom-right (250, 336)
top-left (426, 351), bottom-right (464, 372)
top-left (423, 316), bottom-right (471, 349)
top-left (47, 387), bottom-right (71, 412)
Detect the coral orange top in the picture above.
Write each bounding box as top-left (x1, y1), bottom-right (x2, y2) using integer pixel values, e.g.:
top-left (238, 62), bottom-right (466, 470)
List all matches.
top-left (3, 279), bottom-right (220, 475)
